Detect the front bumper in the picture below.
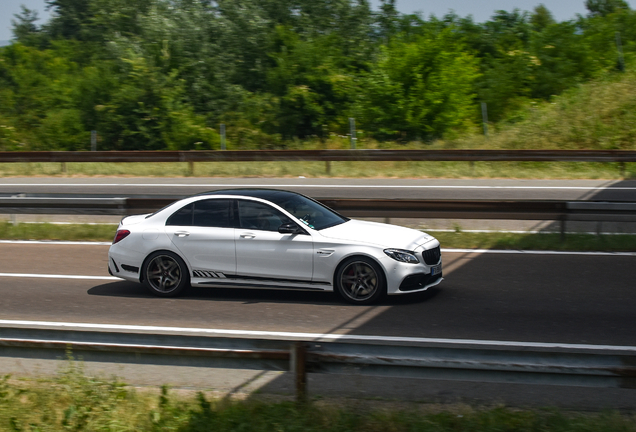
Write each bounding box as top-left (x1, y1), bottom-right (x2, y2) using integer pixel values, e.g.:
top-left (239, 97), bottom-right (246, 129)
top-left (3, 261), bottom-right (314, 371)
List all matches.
top-left (398, 272), bottom-right (443, 292)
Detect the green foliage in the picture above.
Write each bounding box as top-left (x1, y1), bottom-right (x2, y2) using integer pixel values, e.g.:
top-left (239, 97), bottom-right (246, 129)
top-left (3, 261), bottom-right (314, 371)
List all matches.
top-left (585, 0), bottom-right (630, 17)
top-left (11, 6), bottom-right (44, 47)
top-left (530, 4), bottom-right (556, 31)
top-left (357, 28), bottom-right (480, 140)
top-left (1, 364), bottom-right (636, 432)
top-left (1, 0), bottom-right (636, 149)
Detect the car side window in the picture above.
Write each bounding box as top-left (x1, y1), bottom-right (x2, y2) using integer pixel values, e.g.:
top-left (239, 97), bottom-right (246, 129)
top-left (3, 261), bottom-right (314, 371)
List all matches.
top-left (238, 200), bottom-right (292, 232)
top-left (193, 199), bottom-right (233, 228)
top-left (166, 203), bottom-right (193, 226)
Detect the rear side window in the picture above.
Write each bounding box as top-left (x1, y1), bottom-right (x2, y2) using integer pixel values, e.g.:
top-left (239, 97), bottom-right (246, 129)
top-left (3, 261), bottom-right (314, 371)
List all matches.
top-left (193, 199), bottom-right (232, 227)
top-left (166, 203), bottom-right (193, 226)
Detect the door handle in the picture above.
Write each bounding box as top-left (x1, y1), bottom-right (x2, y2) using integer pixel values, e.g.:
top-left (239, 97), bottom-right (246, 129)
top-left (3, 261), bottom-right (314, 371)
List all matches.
top-left (240, 233), bottom-right (256, 239)
top-left (175, 231), bottom-right (190, 237)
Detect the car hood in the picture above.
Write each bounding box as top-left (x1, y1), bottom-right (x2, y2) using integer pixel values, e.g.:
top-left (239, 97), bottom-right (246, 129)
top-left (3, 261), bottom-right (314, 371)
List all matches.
top-left (318, 219), bottom-right (434, 249)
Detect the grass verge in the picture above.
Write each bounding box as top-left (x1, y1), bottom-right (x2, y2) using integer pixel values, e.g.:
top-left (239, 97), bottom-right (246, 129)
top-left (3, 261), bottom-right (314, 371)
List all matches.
top-left (1, 362), bottom-right (635, 432)
top-left (0, 222), bottom-right (117, 242)
top-left (433, 231), bottom-right (636, 252)
top-left (0, 160), bottom-right (634, 179)
top-left (2, 222), bottom-right (636, 252)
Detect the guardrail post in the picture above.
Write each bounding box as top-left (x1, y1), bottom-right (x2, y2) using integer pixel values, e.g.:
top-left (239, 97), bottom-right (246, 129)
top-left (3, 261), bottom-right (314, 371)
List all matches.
top-left (10, 193), bottom-right (25, 225)
top-left (188, 161), bottom-right (194, 176)
top-left (326, 160), bottom-right (331, 175)
top-left (560, 218), bottom-right (566, 241)
top-left (291, 342), bottom-right (308, 403)
top-left (61, 162), bottom-right (67, 173)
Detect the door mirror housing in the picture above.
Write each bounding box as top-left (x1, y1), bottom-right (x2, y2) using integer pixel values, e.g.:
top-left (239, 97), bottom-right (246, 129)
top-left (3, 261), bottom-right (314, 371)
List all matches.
top-left (278, 222), bottom-right (303, 235)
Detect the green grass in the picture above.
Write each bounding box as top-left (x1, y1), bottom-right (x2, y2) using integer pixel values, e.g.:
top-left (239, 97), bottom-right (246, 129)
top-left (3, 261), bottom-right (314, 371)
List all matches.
top-left (0, 160), bottom-right (634, 179)
top-left (0, 222), bottom-right (117, 242)
top-left (1, 362), bottom-right (636, 432)
top-left (433, 231), bottom-right (636, 252)
top-left (3, 222), bottom-right (636, 252)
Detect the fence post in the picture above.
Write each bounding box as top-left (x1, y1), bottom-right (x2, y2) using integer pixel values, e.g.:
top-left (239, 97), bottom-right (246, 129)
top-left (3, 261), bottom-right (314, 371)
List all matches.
top-left (481, 103), bottom-right (489, 138)
top-left (291, 342), bottom-right (307, 403)
top-left (616, 32), bottom-right (625, 72)
top-left (349, 118), bottom-right (357, 149)
top-left (220, 124), bottom-right (226, 150)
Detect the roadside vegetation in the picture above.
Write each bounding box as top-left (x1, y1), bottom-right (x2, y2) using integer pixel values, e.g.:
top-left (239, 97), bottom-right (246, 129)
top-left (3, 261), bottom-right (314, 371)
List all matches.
top-left (1, 0), bottom-right (636, 156)
top-left (3, 222), bottom-right (636, 252)
top-left (0, 160), bottom-right (634, 179)
top-left (1, 362), bottom-right (636, 432)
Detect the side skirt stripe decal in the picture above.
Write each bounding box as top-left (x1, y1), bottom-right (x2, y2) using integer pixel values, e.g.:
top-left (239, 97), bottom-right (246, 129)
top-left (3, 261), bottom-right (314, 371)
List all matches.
top-left (192, 270), bottom-right (331, 286)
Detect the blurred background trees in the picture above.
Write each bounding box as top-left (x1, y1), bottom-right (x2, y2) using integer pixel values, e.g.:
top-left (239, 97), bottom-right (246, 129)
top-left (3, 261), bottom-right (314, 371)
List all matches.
top-left (0, 0), bottom-right (634, 150)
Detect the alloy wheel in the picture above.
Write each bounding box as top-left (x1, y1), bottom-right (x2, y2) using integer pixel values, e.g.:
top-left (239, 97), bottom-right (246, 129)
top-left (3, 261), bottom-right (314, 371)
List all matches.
top-left (146, 255), bottom-right (182, 293)
top-left (339, 261), bottom-right (379, 301)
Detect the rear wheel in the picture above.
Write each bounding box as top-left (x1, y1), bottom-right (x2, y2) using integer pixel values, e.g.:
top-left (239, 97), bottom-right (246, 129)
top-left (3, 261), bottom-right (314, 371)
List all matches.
top-left (335, 257), bottom-right (385, 305)
top-left (143, 251), bottom-right (190, 297)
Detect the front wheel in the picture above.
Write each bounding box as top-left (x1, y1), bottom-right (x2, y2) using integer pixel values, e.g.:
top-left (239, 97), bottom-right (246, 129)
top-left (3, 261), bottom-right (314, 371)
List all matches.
top-left (335, 257), bottom-right (385, 305)
top-left (143, 251), bottom-right (190, 297)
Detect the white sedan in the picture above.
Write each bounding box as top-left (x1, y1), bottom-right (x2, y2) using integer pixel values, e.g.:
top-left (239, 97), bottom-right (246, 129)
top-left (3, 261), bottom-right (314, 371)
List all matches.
top-left (108, 189), bottom-right (442, 304)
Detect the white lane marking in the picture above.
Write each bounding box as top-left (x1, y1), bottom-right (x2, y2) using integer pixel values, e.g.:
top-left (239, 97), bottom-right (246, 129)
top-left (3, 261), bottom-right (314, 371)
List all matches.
top-left (441, 248), bottom-right (636, 256)
top-left (0, 240), bottom-right (111, 246)
top-left (1, 183), bottom-right (635, 190)
top-left (1, 240), bottom-right (635, 256)
top-left (0, 273), bottom-right (118, 281)
top-left (0, 319), bottom-right (634, 352)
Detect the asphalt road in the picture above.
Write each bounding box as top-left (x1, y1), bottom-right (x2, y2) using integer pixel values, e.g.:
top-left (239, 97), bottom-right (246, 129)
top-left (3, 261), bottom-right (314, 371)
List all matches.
top-left (2, 177), bottom-right (636, 201)
top-left (2, 241), bottom-right (636, 408)
top-left (1, 243), bottom-right (634, 347)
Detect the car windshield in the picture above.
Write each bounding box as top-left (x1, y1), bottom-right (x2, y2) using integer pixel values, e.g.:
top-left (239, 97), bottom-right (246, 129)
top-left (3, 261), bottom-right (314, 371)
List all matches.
top-left (267, 194), bottom-right (348, 231)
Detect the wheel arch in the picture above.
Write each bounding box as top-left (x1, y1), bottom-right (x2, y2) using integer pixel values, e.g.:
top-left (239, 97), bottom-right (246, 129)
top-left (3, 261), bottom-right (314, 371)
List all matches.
top-left (332, 253), bottom-right (387, 289)
top-left (139, 248), bottom-right (191, 283)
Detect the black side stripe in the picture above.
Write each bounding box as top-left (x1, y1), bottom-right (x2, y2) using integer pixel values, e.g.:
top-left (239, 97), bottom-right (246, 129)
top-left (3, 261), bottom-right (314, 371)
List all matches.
top-left (192, 271), bottom-right (331, 286)
top-left (199, 281), bottom-right (326, 291)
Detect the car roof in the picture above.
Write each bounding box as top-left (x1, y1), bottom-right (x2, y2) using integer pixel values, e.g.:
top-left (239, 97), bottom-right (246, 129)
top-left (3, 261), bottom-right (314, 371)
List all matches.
top-left (196, 189), bottom-right (304, 201)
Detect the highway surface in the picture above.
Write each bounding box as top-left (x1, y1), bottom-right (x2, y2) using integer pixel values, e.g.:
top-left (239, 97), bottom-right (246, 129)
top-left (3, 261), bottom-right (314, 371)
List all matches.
top-left (1, 242), bottom-right (634, 347)
top-left (1, 241), bottom-right (635, 408)
top-left (1, 177), bottom-right (636, 201)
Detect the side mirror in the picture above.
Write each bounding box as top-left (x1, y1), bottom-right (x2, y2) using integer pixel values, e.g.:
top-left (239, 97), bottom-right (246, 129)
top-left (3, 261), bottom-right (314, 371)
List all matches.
top-left (278, 222), bottom-right (301, 234)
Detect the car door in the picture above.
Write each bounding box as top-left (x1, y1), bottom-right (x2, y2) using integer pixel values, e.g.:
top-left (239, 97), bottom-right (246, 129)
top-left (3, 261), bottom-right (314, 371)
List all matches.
top-left (165, 199), bottom-right (236, 277)
top-left (235, 199), bottom-right (314, 283)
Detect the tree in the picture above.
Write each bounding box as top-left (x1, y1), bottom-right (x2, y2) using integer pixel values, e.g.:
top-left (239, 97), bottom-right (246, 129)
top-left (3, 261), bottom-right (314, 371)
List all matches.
top-left (357, 28), bottom-right (480, 140)
top-left (44, 0), bottom-right (93, 40)
top-left (377, 0), bottom-right (398, 41)
top-left (530, 4), bottom-right (555, 31)
top-left (585, 0), bottom-right (630, 17)
top-left (11, 6), bottom-right (41, 46)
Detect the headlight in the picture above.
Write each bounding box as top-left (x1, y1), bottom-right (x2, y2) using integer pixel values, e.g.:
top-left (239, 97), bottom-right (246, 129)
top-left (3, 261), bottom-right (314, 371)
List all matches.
top-left (384, 248), bottom-right (419, 264)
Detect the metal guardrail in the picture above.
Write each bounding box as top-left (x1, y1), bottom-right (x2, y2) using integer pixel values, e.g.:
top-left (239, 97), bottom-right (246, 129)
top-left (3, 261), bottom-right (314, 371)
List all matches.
top-left (1, 149), bottom-right (636, 163)
top-left (2, 195), bottom-right (636, 232)
top-left (1, 325), bottom-right (635, 401)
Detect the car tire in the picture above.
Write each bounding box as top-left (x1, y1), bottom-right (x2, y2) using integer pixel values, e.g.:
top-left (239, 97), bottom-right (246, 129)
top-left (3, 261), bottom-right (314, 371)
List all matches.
top-left (335, 256), bottom-right (386, 305)
top-left (142, 251), bottom-right (190, 297)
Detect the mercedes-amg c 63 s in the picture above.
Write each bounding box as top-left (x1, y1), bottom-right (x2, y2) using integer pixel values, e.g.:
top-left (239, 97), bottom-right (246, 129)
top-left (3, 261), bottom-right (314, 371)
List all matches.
top-left (108, 189), bottom-right (442, 304)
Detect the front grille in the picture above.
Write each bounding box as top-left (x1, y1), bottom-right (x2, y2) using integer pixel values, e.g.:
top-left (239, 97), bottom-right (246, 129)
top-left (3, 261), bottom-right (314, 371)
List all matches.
top-left (422, 246), bottom-right (441, 265)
